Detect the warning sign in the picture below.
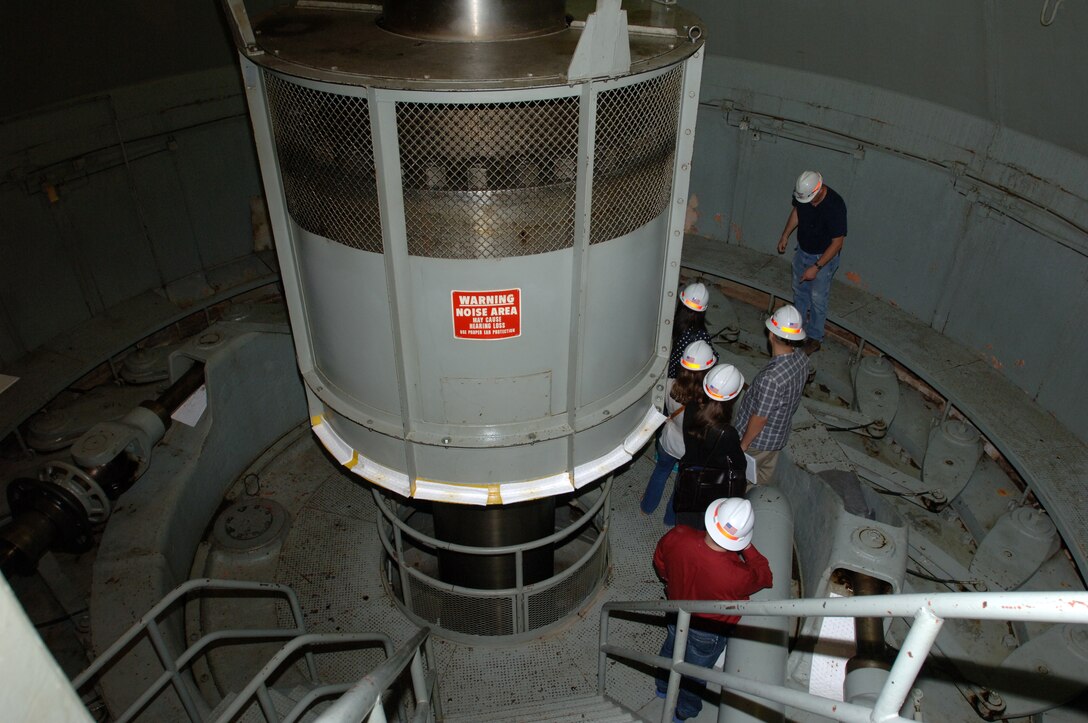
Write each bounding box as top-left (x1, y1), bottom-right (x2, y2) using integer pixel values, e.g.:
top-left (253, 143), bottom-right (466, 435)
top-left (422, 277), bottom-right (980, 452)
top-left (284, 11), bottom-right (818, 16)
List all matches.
top-left (451, 288), bottom-right (522, 340)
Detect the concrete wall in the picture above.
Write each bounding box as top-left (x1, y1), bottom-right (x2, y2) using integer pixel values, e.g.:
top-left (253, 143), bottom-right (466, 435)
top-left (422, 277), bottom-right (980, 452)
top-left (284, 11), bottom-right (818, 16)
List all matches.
top-left (686, 53), bottom-right (1087, 442)
top-left (0, 67), bottom-right (262, 363)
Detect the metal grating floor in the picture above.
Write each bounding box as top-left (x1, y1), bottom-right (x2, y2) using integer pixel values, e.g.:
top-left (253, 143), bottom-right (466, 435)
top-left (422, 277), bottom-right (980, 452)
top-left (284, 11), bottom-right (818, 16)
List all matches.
top-left (265, 436), bottom-right (703, 720)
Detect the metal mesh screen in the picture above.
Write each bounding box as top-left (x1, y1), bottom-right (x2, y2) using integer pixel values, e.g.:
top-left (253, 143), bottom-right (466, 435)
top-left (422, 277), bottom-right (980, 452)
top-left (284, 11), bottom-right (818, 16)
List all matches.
top-left (264, 73), bottom-right (383, 252)
top-left (591, 66), bottom-right (684, 244)
top-left (396, 98), bottom-right (579, 259)
top-left (404, 573), bottom-right (517, 636)
top-left (526, 538), bottom-right (609, 630)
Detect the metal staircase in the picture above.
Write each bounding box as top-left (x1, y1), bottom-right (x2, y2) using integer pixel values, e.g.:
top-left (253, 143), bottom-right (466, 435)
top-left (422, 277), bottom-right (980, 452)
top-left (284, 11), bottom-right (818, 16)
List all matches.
top-left (64, 576), bottom-right (1088, 722)
top-left (442, 694), bottom-right (643, 723)
top-left (73, 578), bottom-right (439, 723)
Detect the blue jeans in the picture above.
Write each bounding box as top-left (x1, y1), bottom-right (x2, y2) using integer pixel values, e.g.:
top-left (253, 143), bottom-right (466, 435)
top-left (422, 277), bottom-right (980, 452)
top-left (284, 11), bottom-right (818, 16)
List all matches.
top-left (792, 249), bottom-right (840, 342)
top-left (641, 438), bottom-right (678, 526)
top-left (655, 621), bottom-right (729, 720)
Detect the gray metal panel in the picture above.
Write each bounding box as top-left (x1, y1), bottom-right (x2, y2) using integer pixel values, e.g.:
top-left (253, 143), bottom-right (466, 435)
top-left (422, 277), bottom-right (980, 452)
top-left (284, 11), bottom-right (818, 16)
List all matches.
top-left (171, 118), bottom-right (263, 268)
top-left (126, 154), bottom-right (205, 282)
top-left (687, 1), bottom-right (1088, 157)
top-left (441, 373), bottom-right (551, 425)
top-left (296, 236), bottom-right (400, 416)
top-left (52, 166), bottom-right (163, 309)
top-left (841, 153), bottom-right (965, 324)
top-left (570, 392), bottom-right (651, 466)
top-left (0, 190), bottom-right (91, 355)
top-left (324, 409), bottom-right (415, 474)
top-left (410, 252), bottom-right (573, 423)
top-left (578, 219), bottom-right (667, 405)
top-left (685, 105), bottom-right (738, 242)
top-left (938, 211), bottom-right (1087, 404)
top-left (411, 434), bottom-right (569, 485)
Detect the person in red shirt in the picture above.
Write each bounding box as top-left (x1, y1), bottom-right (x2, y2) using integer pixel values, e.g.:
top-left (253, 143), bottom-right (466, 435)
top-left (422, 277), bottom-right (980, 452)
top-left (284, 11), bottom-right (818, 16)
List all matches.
top-left (652, 497), bottom-right (773, 721)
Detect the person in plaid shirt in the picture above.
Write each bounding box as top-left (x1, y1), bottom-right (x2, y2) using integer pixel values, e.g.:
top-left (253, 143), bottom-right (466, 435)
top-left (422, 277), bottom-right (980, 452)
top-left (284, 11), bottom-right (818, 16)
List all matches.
top-left (734, 305), bottom-right (809, 485)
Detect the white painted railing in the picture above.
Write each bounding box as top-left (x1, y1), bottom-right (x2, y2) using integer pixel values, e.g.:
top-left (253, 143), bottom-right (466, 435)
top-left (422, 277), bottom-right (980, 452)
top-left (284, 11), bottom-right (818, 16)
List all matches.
top-left (599, 591), bottom-right (1088, 723)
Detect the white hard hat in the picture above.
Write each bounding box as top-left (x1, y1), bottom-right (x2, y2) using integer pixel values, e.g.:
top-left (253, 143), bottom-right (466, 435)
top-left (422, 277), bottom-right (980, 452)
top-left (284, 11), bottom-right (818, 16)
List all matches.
top-left (703, 364), bottom-right (744, 401)
top-left (766, 304), bottom-right (807, 341)
top-left (680, 340), bottom-right (717, 371)
top-left (680, 282), bottom-right (709, 312)
top-left (705, 497), bottom-right (755, 551)
top-left (794, 171), bottom-right (823, 204)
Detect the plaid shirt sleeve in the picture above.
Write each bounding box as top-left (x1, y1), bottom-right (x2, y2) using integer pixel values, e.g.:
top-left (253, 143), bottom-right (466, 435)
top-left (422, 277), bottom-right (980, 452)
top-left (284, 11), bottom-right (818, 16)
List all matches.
top-left (748, 375), bottom-right (782, 419)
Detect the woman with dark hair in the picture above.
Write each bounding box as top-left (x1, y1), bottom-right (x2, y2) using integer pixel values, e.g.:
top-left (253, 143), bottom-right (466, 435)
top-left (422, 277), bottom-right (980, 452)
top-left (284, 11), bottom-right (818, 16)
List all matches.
top-left (673, 364), bottom-right (747, 528)
top-left (641, 340), bottom-right (717, 525)
top-left (667, 282), bottom-right (713, 379)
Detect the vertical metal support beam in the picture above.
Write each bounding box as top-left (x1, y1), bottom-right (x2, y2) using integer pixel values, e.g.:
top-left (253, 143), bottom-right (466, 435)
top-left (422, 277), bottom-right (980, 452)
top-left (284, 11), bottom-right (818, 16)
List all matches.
top-left (424, 636), bottom-right (444, 722)
top-left (598, 608), bottom-right (611, 696)
top-left (565, 81), bottom-right (597, 470)
top-left (940, 401), bottom-right (956, 425)
top-left (392, 519), bottom-right (414, 610)
top-left (854, 338), bottom-right (867, 366)
top-left (662, 610), bottom-right (693, 723)
top-left (370, 89), bottom-right (420, 486)
top-left (872, 608), bottom-right (943, 722)
top-left (655, 50), bottom-right (706, 409)
top-left (236, 57), bottom-right (317, 375)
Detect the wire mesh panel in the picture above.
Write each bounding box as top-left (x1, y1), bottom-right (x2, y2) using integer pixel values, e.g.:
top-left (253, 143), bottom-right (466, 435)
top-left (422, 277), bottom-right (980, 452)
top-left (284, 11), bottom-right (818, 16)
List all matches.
top-left (264, 73), bottom-right (383, 252)
top-left (526, 538), bottom-right (609, 630)
top-left (396, 98), bottom-right (579, 259)
top-left (591, 66), bottom-right (684, 244)
top-left (406, 574), bottom-right (517, 636)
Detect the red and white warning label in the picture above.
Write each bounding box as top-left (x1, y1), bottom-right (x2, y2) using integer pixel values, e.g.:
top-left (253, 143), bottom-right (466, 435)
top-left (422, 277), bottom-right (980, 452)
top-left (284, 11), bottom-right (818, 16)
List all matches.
top-left (451, 289), bottom-right (522, 340)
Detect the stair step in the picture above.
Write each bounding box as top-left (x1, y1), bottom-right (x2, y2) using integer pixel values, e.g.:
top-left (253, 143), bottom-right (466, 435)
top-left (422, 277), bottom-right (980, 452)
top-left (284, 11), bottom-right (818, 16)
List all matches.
top-left (207, 692), bottom-right (239, 722)
top-left (443, 694), bottom-right (642, 723)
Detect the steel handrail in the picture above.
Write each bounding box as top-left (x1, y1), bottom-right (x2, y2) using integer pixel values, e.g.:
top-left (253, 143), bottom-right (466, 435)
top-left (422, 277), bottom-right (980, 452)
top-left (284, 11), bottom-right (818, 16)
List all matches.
top-left (598, 591), bottom-right (1088, 723)
top-left (74, 578), bottom-right (316, 723)
top-left (371, 478), bottom-right (609, 556)
top-left (377, 509), bottom-right (610, 598)
top-left (315, 626), bottom-right (435, 723)
top-left (213, 632), bottom-right (396, 722)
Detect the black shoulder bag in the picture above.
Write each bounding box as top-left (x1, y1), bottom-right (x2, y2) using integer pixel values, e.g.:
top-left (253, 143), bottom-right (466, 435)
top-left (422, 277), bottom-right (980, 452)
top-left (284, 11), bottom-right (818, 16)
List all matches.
top-left (672, 429), bottom-right (745, 514)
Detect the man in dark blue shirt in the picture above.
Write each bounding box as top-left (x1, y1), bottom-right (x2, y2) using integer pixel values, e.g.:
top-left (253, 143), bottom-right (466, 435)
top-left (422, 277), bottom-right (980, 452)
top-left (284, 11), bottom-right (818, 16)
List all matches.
top-left (776, 171), bottom-right (847, 353)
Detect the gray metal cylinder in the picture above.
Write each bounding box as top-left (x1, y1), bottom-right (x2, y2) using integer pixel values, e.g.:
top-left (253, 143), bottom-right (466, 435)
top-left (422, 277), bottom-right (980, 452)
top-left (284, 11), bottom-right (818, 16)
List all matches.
top-left (433, 498), bottom-right (555, 589)
top-left (230, 1), bottom-right (706, 504)
top-left (720, 485), bottom-right (794, 723)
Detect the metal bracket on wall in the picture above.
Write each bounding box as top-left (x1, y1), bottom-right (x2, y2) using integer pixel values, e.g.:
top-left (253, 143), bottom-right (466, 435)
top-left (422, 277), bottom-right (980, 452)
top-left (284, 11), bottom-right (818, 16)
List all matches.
top-left (951, 175), bottom-right (1088, 257)
top-left (722, 107), bottom-right (864, 158)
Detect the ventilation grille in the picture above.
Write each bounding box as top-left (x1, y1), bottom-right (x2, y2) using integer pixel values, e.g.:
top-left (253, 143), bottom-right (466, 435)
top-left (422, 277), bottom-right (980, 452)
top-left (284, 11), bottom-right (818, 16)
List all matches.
top-left (396, 99), bottom-right (579, 259)
top-left (264, 73), bottom-right (383, 253)
top-left (591, 67), bottom-right (684, 244)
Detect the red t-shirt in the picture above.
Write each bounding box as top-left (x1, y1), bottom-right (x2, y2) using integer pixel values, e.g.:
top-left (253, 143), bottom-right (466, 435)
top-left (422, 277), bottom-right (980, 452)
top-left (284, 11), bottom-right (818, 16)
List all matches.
top-left (653, 525), bottom-right (773, 626)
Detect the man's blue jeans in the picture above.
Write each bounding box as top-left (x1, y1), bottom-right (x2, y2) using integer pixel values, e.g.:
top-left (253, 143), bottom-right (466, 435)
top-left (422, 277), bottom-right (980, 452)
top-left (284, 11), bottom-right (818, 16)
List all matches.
top-left (641, 438), bottom-right (678, 526)
top-left (655, 621), bottom-right (729, 720)
top-left (792, 249), bottom-right (840, 342)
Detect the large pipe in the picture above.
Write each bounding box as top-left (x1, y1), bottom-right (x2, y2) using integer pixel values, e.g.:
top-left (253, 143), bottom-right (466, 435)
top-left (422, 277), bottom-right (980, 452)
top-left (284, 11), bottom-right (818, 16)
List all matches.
top-left (721, 485), bottom-right (794, 723)
top-left (433, 498), bottom-right (555, 589)
top-left (844, 571), bottom-right (893, 707)
top-left (0, 362), bottom-right (207, 576)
